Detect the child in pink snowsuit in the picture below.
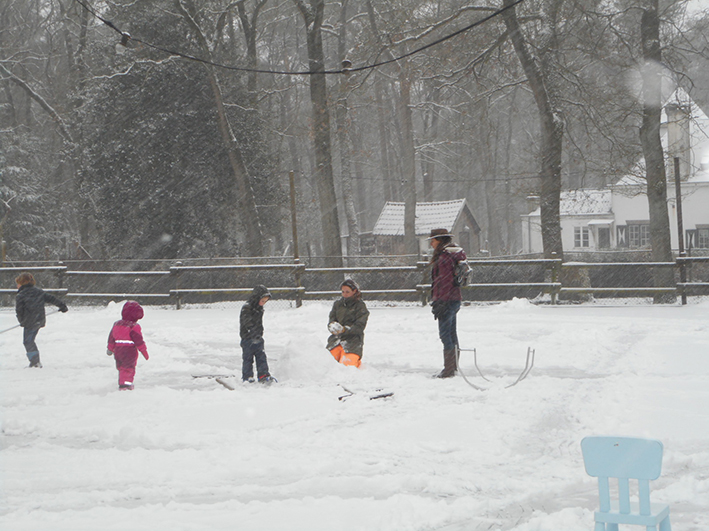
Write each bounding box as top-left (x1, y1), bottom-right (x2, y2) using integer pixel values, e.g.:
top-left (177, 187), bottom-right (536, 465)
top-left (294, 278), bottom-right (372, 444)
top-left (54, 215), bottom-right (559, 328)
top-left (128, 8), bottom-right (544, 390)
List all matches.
top-left (107, 301), bottom-right (149, 390)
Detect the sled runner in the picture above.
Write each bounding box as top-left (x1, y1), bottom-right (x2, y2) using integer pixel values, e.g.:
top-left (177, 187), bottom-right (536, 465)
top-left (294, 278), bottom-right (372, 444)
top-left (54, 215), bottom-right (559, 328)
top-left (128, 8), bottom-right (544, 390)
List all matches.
top-left (456, 346), bottom-right (535, 390)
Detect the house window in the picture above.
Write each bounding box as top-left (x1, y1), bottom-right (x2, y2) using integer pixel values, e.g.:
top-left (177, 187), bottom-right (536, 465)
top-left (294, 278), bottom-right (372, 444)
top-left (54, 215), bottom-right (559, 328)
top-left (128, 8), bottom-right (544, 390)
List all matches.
top-left (628, 223), bottom-right (650, 248)
top-left (574, 226), bottom-right (590, 248)
top-left (698, 228), bottom-right (709, 249)
top-left (598, 227), bottom-right (611, 249)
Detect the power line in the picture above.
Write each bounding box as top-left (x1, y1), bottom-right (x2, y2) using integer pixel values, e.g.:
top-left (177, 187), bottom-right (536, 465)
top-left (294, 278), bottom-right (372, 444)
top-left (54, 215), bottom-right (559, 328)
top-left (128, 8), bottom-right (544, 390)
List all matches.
top-left (74, 0), bottom-right (525, 76)
top-left (346, 174), bottom-right (542, 184)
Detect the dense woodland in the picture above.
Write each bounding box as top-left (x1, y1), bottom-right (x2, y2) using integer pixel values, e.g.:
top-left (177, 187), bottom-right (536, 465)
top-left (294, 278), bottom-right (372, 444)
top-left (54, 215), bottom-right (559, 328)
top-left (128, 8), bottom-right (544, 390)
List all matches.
top-left (1, 0), bottom-right (708, 265)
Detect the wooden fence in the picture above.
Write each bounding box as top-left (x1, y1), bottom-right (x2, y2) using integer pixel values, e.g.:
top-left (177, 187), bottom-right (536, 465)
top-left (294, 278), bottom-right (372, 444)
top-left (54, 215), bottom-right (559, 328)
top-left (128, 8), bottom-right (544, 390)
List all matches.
top-left (1, 256), bottom-right (708, 308)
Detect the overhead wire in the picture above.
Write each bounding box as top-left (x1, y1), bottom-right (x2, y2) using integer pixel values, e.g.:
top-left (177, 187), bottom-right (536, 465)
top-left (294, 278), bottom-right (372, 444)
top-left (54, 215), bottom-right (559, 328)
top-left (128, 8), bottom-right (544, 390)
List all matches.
top-left (73, 0), bottom-right (526, 76)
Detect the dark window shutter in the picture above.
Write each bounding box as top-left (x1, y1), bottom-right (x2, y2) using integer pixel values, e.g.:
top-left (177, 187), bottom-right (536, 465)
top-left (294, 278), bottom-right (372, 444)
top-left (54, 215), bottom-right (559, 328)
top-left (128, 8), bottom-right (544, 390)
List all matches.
top-left (616, 225), bottom-right (628, 248)
top-left (686, 229), bottom-right (697, 249)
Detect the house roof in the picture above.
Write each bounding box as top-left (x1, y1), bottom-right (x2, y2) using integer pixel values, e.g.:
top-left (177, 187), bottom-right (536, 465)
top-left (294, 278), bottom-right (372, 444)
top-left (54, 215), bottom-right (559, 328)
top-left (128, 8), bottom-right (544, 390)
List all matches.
top-left (528, 189), bottom-right (612, 217)
top-left (372, 199), bottom-right (475, 236)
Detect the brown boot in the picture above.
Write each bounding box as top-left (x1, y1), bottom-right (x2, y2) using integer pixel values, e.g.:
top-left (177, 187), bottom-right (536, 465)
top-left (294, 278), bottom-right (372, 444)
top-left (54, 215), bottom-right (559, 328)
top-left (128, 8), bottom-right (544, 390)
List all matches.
top-left (435, 348), bottom-right (457, 378)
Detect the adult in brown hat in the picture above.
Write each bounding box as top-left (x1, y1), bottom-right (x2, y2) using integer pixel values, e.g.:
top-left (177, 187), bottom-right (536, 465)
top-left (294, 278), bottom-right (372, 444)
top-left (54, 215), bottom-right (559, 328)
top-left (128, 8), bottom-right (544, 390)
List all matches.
top-left (428, 228), bottom-right (467, 378)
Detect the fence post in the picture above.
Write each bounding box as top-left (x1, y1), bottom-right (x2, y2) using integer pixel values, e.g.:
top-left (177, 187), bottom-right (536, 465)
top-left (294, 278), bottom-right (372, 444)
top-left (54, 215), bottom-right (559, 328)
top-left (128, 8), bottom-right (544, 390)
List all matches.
top-left (550, 253), bottom-right (560, 305)
top-left (293, 260), bottom-right (303, 308)
top-left (171, 262), bottom-right (182, 310)
top-left (418, 261), bottom-right (428, 306)
top-left (57, 262), bottom-right (65, 292)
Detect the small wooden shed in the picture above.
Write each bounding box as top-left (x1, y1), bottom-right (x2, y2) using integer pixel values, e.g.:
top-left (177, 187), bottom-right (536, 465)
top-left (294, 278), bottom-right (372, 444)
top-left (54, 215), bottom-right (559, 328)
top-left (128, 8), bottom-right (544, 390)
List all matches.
top-left (371, 199), bottom-right (481, 255)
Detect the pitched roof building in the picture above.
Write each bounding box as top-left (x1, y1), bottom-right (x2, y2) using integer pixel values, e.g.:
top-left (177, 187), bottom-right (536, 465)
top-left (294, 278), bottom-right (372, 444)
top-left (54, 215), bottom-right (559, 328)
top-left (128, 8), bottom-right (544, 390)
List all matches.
top-left (522, 88), bottom-right (709, 253)
top-left (372, 199), bottom-right (481, 255)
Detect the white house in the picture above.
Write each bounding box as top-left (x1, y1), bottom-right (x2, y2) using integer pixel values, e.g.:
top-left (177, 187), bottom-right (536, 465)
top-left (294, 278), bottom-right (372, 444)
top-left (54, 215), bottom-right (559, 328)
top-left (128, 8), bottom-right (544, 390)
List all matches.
top-left (522, 88), bottom-right (709, 253)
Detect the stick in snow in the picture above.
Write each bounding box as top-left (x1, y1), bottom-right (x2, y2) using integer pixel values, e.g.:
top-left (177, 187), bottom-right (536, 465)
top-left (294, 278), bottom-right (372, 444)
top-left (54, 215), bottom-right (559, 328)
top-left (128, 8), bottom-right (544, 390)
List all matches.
top-left (338, 385), bottom-right (394, 401)
top-left (215, 377), bottom-right (237, 390)
top-left (0, 309), bottom-right (60, 335)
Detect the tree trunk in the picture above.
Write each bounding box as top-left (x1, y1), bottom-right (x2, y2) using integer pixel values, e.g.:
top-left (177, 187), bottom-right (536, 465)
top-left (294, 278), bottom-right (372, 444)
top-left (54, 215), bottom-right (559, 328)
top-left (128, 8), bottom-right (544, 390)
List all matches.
top-left (502, 0), bottom-right (564, 260)
top-left (639, 2), bottom-right (676, 303)
top-left (236, 0), bottom-right (268, 108)
top-left (335, 0), bottom-right (360, 255)
top-left (502, 87), bottom-right (518, 253)
top-left (480, 102), bottom-right (503, 256)
top-left (294, 0), bottom-right (343, 267)
top-left (365, 0), bottom-right (395, 203)
top-left (421, 83), bottom-right (441, 202)
top-left (176, 0), bottom-right (263, 256)
top-left (397, 70), bottom-right (418, 256)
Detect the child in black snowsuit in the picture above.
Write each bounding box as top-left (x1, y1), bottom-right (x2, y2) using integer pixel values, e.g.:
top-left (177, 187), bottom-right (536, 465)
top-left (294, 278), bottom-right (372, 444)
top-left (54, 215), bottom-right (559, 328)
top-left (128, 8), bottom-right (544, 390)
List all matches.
top-left (240, 285), bottom-right (276, 383)
top-left (15, 272), bottom-right (68, 368)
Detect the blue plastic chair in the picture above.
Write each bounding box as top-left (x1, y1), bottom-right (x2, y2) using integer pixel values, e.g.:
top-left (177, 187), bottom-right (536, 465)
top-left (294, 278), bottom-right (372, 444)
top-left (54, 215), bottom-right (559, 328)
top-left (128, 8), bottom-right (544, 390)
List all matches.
top-left (581, 436), bottom-right (671, 531)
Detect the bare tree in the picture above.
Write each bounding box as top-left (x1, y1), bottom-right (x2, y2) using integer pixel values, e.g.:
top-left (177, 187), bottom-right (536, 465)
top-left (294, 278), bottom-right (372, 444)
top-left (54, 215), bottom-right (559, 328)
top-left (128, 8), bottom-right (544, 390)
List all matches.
top-left (175, 0), bottom-right (264, 256)
top-left (639, 0), bottom-right (675, 302)
top-left (334, 0), bottom-right (360, 255)
top-left (501, 0), bottom-right (564, 260)
top-left (292, 0), bottom-right (343, 266)
top-left (363, 1), bottom-right (418, 256)
top-left (235, 0), bottom-right (268, 107)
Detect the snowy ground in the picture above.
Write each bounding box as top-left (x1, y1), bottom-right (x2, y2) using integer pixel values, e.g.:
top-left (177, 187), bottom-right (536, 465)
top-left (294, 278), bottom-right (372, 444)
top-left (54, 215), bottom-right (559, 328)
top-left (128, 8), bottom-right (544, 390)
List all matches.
top-left (1, 298), bottom-right (708, 531)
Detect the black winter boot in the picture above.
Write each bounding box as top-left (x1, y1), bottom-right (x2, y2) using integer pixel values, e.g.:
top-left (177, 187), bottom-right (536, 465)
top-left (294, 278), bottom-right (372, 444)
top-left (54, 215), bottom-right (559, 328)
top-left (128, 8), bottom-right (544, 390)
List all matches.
top-left (435, 348), bottom-right (457, 378)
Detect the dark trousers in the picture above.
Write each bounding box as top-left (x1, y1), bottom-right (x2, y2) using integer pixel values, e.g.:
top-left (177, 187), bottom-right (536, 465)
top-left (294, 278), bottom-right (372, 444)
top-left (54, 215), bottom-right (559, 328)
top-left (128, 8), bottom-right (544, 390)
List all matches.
top-left (437, 301), bottom-right (461, 351)
top-left (23, 328), bottom-right (40, 362)
top-left (241, 338), bottom-right (269, 380)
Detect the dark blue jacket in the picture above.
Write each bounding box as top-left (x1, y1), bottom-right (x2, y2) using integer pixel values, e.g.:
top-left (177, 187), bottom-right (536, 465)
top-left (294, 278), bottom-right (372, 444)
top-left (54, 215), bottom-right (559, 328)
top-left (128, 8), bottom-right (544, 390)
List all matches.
top-left (240, 285), bottom-right (271, 341)
top-left (16, 285), bottom-right (67, 329)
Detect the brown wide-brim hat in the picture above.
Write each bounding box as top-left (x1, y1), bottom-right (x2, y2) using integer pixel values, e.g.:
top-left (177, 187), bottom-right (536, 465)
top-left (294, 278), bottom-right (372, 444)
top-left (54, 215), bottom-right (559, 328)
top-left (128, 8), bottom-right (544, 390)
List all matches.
top-left (426, 228), bottom-right (454, 240)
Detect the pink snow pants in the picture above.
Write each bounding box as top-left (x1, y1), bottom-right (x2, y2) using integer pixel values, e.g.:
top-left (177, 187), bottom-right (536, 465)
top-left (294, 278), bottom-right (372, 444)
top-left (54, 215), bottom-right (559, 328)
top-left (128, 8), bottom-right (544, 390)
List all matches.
top-left (114, 348), bottom-right (139, 389)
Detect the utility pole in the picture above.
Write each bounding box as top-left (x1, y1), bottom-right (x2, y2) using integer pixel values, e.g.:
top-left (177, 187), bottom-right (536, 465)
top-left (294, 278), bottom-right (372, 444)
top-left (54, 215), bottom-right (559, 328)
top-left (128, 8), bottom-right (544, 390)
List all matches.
top-left (289, 171), bottom-right (303, 308)
top-left (674, 157), bottom-right (687, 305)
top-left (289, 171), bottom-right (300, 262)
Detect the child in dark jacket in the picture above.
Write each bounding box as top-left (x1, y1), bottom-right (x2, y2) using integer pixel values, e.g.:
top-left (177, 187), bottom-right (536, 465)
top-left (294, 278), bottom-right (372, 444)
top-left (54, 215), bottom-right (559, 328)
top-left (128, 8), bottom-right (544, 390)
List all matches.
top-left (240, 285), bottom-right (276, 383)
top-left (15, 272), bottom-right (68, 368)
top-left (107, 300), bottom-right (149, 390)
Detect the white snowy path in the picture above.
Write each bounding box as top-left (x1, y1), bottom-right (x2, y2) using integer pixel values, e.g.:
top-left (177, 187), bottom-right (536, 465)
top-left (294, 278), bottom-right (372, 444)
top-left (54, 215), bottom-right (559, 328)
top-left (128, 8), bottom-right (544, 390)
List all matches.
top-left (1, 300), bottom-right (708, 531)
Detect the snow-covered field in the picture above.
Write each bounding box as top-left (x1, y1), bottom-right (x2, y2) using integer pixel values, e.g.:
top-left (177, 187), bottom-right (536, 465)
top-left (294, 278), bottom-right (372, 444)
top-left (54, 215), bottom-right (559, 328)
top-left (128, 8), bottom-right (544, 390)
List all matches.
top-left (1, 298), bottom-right (708, 531)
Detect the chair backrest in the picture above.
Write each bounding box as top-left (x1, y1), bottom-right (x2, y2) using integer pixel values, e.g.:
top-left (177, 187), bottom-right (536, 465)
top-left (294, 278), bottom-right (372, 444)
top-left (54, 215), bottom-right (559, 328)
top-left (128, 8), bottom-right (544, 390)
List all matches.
top-left (581, 436), bottom-right (664, 516)
top-left (581, 436), bottom-right (663, 480)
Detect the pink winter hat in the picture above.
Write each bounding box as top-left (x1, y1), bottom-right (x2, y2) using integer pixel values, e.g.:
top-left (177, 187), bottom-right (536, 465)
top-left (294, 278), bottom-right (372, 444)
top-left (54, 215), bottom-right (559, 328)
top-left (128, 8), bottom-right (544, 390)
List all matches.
top-left (121, 300), bottom-right (144, 321)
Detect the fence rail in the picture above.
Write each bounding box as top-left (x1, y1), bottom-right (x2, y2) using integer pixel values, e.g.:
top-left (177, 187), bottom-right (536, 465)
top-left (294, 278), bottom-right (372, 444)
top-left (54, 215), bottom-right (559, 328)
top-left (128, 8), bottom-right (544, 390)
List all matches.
top-left (1, 256), bottom-right (708, 307)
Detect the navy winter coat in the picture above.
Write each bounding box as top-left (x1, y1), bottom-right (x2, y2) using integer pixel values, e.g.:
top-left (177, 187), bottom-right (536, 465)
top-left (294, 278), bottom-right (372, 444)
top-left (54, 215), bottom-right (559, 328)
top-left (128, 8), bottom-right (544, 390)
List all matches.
top-left (240, 285), bottom-right (271, 341)
top-left (16, 285), bottom-right (67, 329)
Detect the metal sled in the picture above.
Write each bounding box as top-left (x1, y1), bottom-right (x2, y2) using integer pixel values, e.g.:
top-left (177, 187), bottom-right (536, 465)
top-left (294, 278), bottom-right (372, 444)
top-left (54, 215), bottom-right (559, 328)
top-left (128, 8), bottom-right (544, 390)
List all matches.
top-left (456, 346), bottom-right (535, 390)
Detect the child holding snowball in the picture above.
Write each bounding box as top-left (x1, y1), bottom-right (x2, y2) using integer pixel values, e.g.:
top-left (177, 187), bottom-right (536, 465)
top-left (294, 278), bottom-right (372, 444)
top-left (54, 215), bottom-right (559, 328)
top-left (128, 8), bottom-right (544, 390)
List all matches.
top-left (326, 279), bottom-right (369, 368)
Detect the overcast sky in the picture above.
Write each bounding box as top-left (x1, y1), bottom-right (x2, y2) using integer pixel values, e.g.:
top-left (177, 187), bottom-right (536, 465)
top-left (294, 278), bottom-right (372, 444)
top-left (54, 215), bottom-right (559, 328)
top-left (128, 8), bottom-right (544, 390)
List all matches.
top-left (687, 0), bottom-right (709, 14)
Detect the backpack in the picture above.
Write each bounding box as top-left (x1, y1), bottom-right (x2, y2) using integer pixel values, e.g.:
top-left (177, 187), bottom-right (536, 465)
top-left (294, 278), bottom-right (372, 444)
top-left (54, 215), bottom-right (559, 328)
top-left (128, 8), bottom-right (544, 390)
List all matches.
top-left (454, 258), bottom-right (472, 287)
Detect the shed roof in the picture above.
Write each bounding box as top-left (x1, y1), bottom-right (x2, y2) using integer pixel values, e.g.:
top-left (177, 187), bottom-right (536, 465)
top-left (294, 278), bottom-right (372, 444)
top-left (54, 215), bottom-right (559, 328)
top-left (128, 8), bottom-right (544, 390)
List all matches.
top-left (372, 199), bottom-right (474, 236)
